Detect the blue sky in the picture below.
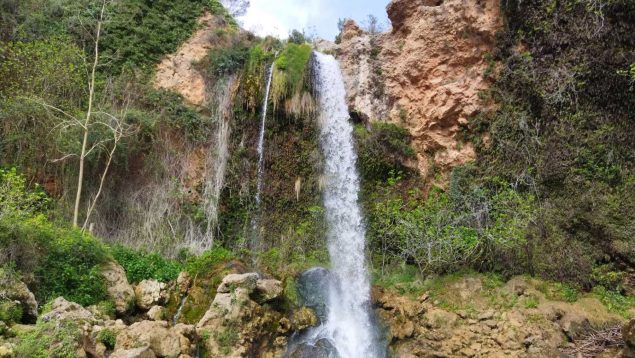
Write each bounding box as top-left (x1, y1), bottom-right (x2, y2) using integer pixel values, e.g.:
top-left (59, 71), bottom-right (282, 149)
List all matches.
top-left (239, 0), bottom-right (391, 40)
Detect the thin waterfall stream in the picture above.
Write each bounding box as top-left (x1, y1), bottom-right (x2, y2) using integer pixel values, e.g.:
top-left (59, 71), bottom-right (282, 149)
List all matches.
top-left (251, 63), bottom-right (275, 250)
top-left (298, 52), bottom-right (382, 358)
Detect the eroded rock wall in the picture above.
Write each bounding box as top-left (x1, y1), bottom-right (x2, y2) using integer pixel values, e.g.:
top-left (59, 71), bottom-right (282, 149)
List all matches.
top-left (338, 0), bottom-right (502, 182)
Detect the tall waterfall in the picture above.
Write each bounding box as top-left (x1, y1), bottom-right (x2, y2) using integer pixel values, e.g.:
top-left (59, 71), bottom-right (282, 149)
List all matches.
top-left (255, 64), bottom-right (275, 206)
top-left (251, 64), bottom-right (274, 251)
top-left (312, 52), bottom-right (379, 358)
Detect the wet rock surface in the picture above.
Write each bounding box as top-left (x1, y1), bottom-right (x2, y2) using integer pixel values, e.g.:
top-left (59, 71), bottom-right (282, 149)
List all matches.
top-left (296, 268), bottom-right (334, 323)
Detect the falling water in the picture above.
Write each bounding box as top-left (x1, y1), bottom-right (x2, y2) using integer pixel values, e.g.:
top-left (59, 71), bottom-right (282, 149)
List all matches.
top-left (310, 52), bottom-right (379, 358)
top-left (255, 64), bottom-right (275, 206)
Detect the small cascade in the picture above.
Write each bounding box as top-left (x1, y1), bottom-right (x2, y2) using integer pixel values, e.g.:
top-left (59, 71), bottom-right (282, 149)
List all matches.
top-left (251, 63), bottom-right (275, 251)
top-left (299, 52), bottom-right (381, 357)
top-left (172, 295), bottom-right (188, 325)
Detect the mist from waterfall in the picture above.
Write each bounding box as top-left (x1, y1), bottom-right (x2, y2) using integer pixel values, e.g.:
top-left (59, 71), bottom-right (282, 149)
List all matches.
top-left (310, 51), bottom-right (380, 358)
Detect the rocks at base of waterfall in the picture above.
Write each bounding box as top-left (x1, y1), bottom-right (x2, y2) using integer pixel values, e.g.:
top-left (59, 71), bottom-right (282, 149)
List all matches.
top-left (114, 321), bottom-right (195, 357)
top-left (110, 346), bottom-right (156, 358)
top-left (176, 271), bottom-right (192, 294)
top-left (254, 279), bottom-right (283, 303)
top-left (289, 338), bottom-right (340, 358)
top-left (146, 306), bottom-right (166, 321)
top-left (296, 268), bottom-right (335, 323)
top-left (42, 297), bottom-right (97, 324)
top-left (0, 267), bottom-right (38, 322)
top-left (624, 319), bottom-right (635, 358)
top-left (101, 261), bottom-right (135, 314)
top-left (134, 280), bottom-right (167, 310)
top-left (217, 273), bottom-right (259, 293)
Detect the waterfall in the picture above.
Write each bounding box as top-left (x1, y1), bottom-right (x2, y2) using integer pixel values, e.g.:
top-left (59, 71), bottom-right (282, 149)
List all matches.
top-left (255, 64), bottom-right (275, 207)
top-left (311, 52), bottom-right (379, 358)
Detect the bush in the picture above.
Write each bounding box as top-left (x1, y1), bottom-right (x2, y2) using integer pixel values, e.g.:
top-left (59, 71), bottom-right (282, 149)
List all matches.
top-left (0, 167), bottom-right (50, 219)
top-left (110, 245), bottom-right (182, 284)
top-left (185, 247), bottom-right (234, 276)
top-left (14, 320), bottom-right (82, 358)
top-left (0, 300), bottom-right (23, 323)
top-left (96, 328), bottom-right (117, 350)
top-left (354, 123), bottom-right (415, 182)
top-left (0, 215), bottom-right (109, 306)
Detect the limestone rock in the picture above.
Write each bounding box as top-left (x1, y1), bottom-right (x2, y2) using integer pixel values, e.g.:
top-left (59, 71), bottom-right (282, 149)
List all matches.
top-left (134, 280), bottom-right (167, 310)
top-left (254, 279), bottom-right (283, 303)
top-left (146, 306), bottom-right (166, 321)
top-left (0, 268), bottom-right (38, 322)
top-left (115, 320), bottom-right (192, 357)
top-left (291, 307), bottom-right (318, 331)
top-left (624, 319), bottom-right (635, 358)
top-left (0, 345), bottom-right (13, 358)
top-left (110, 346), bottom-right (156, 358)
top-left (42, 297), bottom-right (96, 324)
top-left (177, 272), bottom-right (192, 293)
top-left (337, 0), bottom-right (503, 183)
top-left (101, 261), bottom-right (134, 314)
top-left (217, 273), bottom-right (259, 294)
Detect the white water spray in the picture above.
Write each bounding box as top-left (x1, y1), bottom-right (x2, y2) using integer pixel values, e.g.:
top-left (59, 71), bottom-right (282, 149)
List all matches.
top-left (312, 52), bottom-right (378, 358)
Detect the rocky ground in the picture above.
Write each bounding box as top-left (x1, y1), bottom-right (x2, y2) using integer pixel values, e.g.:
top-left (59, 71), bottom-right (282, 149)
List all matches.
top-left (1, 260), bottom-right (634, 357)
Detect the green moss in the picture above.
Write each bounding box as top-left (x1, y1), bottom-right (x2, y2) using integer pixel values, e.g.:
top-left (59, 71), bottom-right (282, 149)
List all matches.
top-left (14, 320), bottom-right (82, 358)
top-left (274, 43), bottom-right (312, 96)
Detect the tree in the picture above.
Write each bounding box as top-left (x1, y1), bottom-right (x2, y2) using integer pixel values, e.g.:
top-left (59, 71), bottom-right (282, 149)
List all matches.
top-left (363, 14), bottom-right (383, 35)
top-left (288, 29), bottom-right (307, 44)
top-left (221, 0), bottom-right (250, 17)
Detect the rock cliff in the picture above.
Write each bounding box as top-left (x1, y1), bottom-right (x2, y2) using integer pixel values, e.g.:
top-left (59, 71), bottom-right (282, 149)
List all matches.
top-left (337, 0), bottom-right (502, 182)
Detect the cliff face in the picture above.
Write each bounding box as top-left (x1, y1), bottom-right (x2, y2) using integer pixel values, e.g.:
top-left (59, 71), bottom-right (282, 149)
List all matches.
top-left (338, 0), bottom-right (502, 181)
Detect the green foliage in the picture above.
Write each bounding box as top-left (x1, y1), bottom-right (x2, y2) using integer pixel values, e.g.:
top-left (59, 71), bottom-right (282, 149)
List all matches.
top-left (0, 215), bottom-right (109, 306)
top-left (0, 300), bottom-right (23, 323)
top-left (185, 248), bottom-right (235, 276)
top-left (273, 43), bottom-right (312, 96)
top-left (591, 286), bottom-right (635, 319)
top-left (0, 168), bottom-right (50, 219)
top-left (204, 44), bottom-right (251, 77)
top-left (536, 281), bottom-right (579, 303)
top-left (110, 245), bottom-right (182, 284)
top-left (14, 320), bottom-right (82, 358)
top-left (354, 123), bottom-right (415, 182)
top-left (288, 29), bottom-right (307, 45)
top-left (368, 171), bottom-right (535, 276)
top-left (215, 325), bottom-right (239, 354)
top-left (96, 328), bottom-right (117, 350)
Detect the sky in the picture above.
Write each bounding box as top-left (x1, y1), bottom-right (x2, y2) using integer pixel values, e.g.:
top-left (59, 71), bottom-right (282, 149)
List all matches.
top-left (237, 0), bottom-right (391, 40)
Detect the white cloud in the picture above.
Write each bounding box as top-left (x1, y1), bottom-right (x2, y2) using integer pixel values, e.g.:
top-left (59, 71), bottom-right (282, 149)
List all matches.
top-left (239, 0), bottom-right (314, 39)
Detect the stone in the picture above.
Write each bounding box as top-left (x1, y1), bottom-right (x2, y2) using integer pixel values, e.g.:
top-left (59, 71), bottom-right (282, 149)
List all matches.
top-left (254, 279), bottom-right (283, 303)
top-left (289, 338), bottom-right (338, 358)
top-left (217, 273), bottom-right (259, 294)
top-left (146, 306), bottom-right (166, 321)
top-left (101, 261), bottom-right (135, 314)
top-left (296, 268), bottom-right (335, 322)
top-left (0, 345), bottom-right (13, 358)
top-left (115, 320), bottom-right (191, 357)
top-left (110, 346), bottom-right (156, 358)
top-left (478, 309), bottom-right (495, 321)
top-left (291, 307), bottom-right (318, 331)
top-left (0, 268), bottom-right (38, 322)
top-left (176, 272), bottom-right (192, 293)
top-left (134, 280), bottom-right (167, 310)
top-left (624, 319), bottom-right (635, 358)
top-left (42, 297), bottom-right (96, 324)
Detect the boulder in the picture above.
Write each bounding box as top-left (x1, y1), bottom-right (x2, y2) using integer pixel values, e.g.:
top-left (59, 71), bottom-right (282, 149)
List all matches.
top-left (0, 268), bottom-right (38, 322)
top-left (101, 261), bottom-right (134, 314)
top-left (115, 320), bottom-right (192, 357)
top-left (110, 346), bottom-right (156, 358)
top-left (289, 339), bottom-right (339, 358)
top-left (42, 297), bottom-right (96, 324)
top-left (254, 279), bottom-right (283, 303)
top-left (624, 319), bottom-right (635, 358)
top-left (134, 280), bottom-right (167, 310)
top-left (217, 273), bottom-right (259, 294)
top-left (0, 344), bottom-right (13, 358)
top-left (176, 272), bottom-right (192, 293)
top-left (146, 306), bottom-right (166, 321)
top-left (296, 268), bottom-right (334, 322)
top-left (291, 307), bottom-right (318, 331)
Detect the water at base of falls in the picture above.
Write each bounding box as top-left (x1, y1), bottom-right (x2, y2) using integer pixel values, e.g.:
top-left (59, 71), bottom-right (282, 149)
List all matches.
top-left (291, 52), bottom-right (383, 358)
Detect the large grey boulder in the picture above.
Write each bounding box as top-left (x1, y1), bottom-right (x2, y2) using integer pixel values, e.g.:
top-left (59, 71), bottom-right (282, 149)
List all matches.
top-left (296, 268), bottom-right (335, 323)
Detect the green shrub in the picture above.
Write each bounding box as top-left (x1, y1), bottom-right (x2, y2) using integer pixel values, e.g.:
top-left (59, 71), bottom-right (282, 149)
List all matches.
top-left (592, 285), bottom-right (634, 319)
top-left (185, 248), bottom-right (234, 276)
top-left (0, 215), bottom-right (109, 307)
top-left (203, 45), bottom-right (251, 77)
top-left (96, 328), bottom-right (117, 350)
top-left (14, 320), bottom-right (82, 358)
top-left (0, 167), bottom-right (50, 219)
top-left (110, 245), bottom-right (182, 284)
top-left (354, 123), bottom-right (415, 182)
top-left (0, 300), bottom-right (23, 323)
